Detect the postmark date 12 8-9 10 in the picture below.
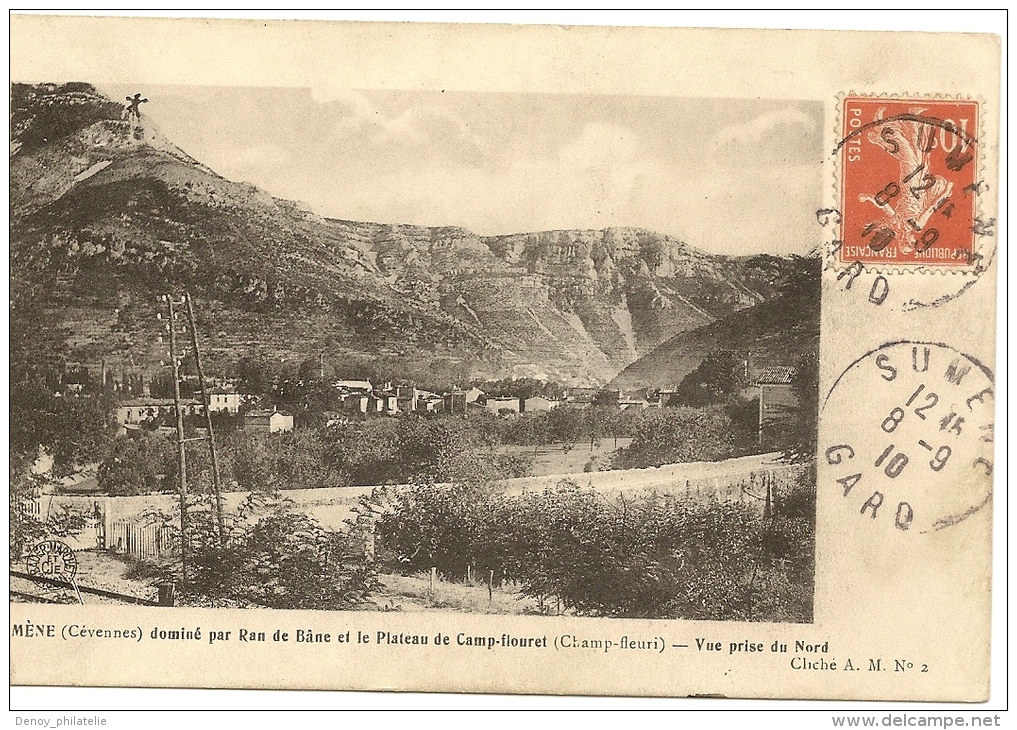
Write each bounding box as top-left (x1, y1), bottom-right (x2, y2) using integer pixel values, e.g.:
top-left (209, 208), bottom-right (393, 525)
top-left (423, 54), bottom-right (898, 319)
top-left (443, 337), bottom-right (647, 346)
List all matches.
top-left (824, 342), bottom-right (993, 535)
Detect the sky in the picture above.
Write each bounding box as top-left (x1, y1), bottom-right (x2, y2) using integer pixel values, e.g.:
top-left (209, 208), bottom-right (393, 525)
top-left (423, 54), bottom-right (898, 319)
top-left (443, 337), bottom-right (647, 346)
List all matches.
top-left (101, 84), bottom-right (823, 256)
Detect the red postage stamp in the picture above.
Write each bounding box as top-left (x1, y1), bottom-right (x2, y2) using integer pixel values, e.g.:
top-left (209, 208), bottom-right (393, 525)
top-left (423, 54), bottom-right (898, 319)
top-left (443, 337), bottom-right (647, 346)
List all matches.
top-left (839, 97), bottom-right (979, 267)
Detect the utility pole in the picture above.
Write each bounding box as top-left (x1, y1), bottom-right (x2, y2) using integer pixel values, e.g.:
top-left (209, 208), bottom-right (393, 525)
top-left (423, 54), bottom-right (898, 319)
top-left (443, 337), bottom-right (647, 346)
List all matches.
top-left (165, 295), bottom-right (188, 584)
top-left (185, 292), bottom-right (226, 545)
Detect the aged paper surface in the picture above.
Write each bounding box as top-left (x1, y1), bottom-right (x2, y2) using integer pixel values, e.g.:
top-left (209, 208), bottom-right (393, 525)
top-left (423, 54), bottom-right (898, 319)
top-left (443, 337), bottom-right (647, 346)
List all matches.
top-left (9, 15), bottom-right (1000, 702)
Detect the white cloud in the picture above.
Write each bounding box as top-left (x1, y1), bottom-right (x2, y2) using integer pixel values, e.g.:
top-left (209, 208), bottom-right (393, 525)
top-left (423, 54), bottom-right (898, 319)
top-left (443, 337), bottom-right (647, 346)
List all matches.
top-left (157, 88), bottom-right (823, 255)
top-left (321, 89), bottom-right (488, 164)
top-left (710, 108), bottom-right (819, 166)
top-left (304, 120), bottom-right (656, 234)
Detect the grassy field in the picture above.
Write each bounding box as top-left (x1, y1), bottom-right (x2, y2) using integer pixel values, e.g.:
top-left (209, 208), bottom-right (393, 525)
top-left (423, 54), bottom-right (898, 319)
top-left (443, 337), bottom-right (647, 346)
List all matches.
top-left (368, 572), bottom-right (539, 615)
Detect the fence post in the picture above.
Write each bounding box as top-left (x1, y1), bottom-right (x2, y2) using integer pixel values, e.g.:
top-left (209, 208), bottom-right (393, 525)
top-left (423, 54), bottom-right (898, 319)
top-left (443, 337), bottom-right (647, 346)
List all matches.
top-left (488, 570), bottom-right (494, 603)
top-left (429, 567), bottom-right (436, 596)
top-left (157, 581), bottom-right (176, 607)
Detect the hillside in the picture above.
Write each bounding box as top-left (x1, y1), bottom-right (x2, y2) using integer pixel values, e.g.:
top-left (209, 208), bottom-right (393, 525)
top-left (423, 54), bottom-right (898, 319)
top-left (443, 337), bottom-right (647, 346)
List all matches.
top-left (608, 257), bottom-right (820, 390)
top-left (10, 83), bottom-right (806, 386)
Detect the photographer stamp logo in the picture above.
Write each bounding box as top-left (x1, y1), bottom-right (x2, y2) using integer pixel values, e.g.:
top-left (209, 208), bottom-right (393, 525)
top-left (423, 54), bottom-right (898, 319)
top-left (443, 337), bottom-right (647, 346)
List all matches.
top-left (25, 539), bottom-right (78, 582)
top-left (824, 341), bottom-right (993, 534)
top-left (840, 97), bottom-right (980, 267)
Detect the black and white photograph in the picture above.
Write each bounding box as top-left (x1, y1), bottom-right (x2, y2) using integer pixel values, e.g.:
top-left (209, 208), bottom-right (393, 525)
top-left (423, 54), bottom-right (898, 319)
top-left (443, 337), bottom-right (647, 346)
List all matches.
top-left (10, 82), bottom-right (821, 621)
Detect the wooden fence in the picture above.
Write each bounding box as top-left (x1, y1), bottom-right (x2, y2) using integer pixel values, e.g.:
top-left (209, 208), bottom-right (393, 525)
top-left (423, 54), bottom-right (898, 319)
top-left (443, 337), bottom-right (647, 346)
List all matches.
top-left (106, 521), bottom-right (175, 560)
top-left (20, 498), bottom-right (41, 516)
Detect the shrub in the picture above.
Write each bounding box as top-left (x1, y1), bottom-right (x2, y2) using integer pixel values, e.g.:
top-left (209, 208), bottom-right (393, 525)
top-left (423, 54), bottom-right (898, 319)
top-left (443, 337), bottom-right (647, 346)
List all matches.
top-left (369, 474), bottom-right (815, 621)
top-left (613, 406), bottom-right (737, 468)
top-left (9, 463), bottom-right (89, 564)
top-left (367, 482), bottom-right (491, 578)
top-left (160, 493), bottom-right (379, 609)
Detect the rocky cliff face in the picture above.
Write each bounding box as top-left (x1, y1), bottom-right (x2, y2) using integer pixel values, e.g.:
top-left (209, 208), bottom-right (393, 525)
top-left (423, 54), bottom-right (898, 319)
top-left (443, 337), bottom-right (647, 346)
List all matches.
top-left (609, 257), bottom-right (820, 391)
top-left (10, 83), bottom-right (803, 386)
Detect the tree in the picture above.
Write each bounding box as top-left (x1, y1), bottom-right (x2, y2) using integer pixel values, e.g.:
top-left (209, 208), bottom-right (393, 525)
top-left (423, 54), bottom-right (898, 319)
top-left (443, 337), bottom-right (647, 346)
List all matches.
top-left (674, 351), bottom-right (748, 407)
top-left (297, 357), bottom-right (322, 384)
top-left (10, 379), bottom-right (111, 559)
top-left (225, 432), bottom-right (275, 492)
top-left (271, 429), bottom-right (338, 490)
top-left (233, 355), bottom-right (278, 397)
top-left (546, 406), bottom-right (585, 454)
top-left (10, 384), bottom-right (117, 477)
top-left (784, 348), bottom-right (819, 462)
top-left (97, 433), bottom-right (174, 496)
top-left (10, 457), bottom-right (48, 563)
top-left (323, 418), bottom-right (402, 486)
top-left (614, 406), bottom-right (736, 468)
top-left (10, 455), bottom-right (89, 564)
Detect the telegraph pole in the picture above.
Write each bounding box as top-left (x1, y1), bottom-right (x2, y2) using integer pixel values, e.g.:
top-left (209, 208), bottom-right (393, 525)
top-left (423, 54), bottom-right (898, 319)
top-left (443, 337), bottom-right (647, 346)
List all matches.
top-left (758, 383), bottom-right (765, 447)
top-left (185, 292), bottom-right (226, 545)
top-left (166, 295), bottom-right (188, 584)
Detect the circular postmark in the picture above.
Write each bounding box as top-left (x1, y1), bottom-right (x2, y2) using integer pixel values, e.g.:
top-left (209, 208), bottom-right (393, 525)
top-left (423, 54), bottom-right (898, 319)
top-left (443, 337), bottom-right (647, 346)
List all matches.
top-left (822, 341), bottom-right (993, 534)
top-left (25, 539), bottom-right (78, 582)
top-left (822, 96), bottom-right (995, 311)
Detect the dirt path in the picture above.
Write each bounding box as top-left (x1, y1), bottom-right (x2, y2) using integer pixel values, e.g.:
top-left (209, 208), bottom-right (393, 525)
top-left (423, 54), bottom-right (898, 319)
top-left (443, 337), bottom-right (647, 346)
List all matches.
top-left (11, 550), bottom-right (160, 604)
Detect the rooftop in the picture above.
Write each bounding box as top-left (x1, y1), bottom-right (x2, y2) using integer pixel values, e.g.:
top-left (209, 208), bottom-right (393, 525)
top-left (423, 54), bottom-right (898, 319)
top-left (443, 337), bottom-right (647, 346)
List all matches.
top-left (754, 366), bottom-right (797, 385)
top-left (120, 397), bottom-right (201, 407)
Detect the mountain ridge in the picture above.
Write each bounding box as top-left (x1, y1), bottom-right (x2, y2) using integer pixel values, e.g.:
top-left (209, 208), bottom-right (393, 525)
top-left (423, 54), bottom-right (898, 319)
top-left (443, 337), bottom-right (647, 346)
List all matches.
top-left (10, 82), bottom-right (809, 387)
top-left (608, 259), bottom-right (820, 391)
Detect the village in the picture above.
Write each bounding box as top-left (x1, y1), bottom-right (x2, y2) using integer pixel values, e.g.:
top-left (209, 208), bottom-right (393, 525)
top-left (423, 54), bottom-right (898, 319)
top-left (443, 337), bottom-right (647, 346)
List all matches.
top-left (11, 277), bottom-right (812, 621)
top-left (110, 378), bottom-right (671, 435)
top-left (79, 362), bottom-right (798, 444)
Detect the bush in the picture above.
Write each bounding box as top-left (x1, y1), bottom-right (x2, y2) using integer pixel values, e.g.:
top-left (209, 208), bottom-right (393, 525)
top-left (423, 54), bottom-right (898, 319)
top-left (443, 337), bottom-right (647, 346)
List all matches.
top-left (160, 494), bottom-right (379, 610)
top-left (613, 406), bottom-right (737, 468)
top-left (98, 432), bottom-right (175, 495)
top-left (9, 462), bottom-right (89, 564)
top-left (368, 475), bottom-right (815, 621)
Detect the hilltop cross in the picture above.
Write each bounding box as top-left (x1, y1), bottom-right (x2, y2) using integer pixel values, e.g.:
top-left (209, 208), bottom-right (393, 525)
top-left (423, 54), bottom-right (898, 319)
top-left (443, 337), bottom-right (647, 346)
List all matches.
top-left (125, 93), bottom-right (148, 121)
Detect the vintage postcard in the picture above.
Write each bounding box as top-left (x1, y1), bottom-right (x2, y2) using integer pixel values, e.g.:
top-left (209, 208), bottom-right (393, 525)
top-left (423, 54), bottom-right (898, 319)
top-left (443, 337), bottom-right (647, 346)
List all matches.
top-left (8, 15), bottom-right (1000, 702)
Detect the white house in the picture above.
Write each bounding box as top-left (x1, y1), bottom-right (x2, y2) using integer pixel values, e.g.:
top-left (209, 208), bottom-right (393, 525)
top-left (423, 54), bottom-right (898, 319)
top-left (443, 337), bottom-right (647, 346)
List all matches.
top-left (115, 398), bottom-right (203, 426)
top-left (523, 396), bottom-right (560, 412)
top-left (242, 409), bottom-right (294, 434)
top-left (484, 396), bottom-right (521, 415)
top-left (207, 390), bottom-right (243, 414)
